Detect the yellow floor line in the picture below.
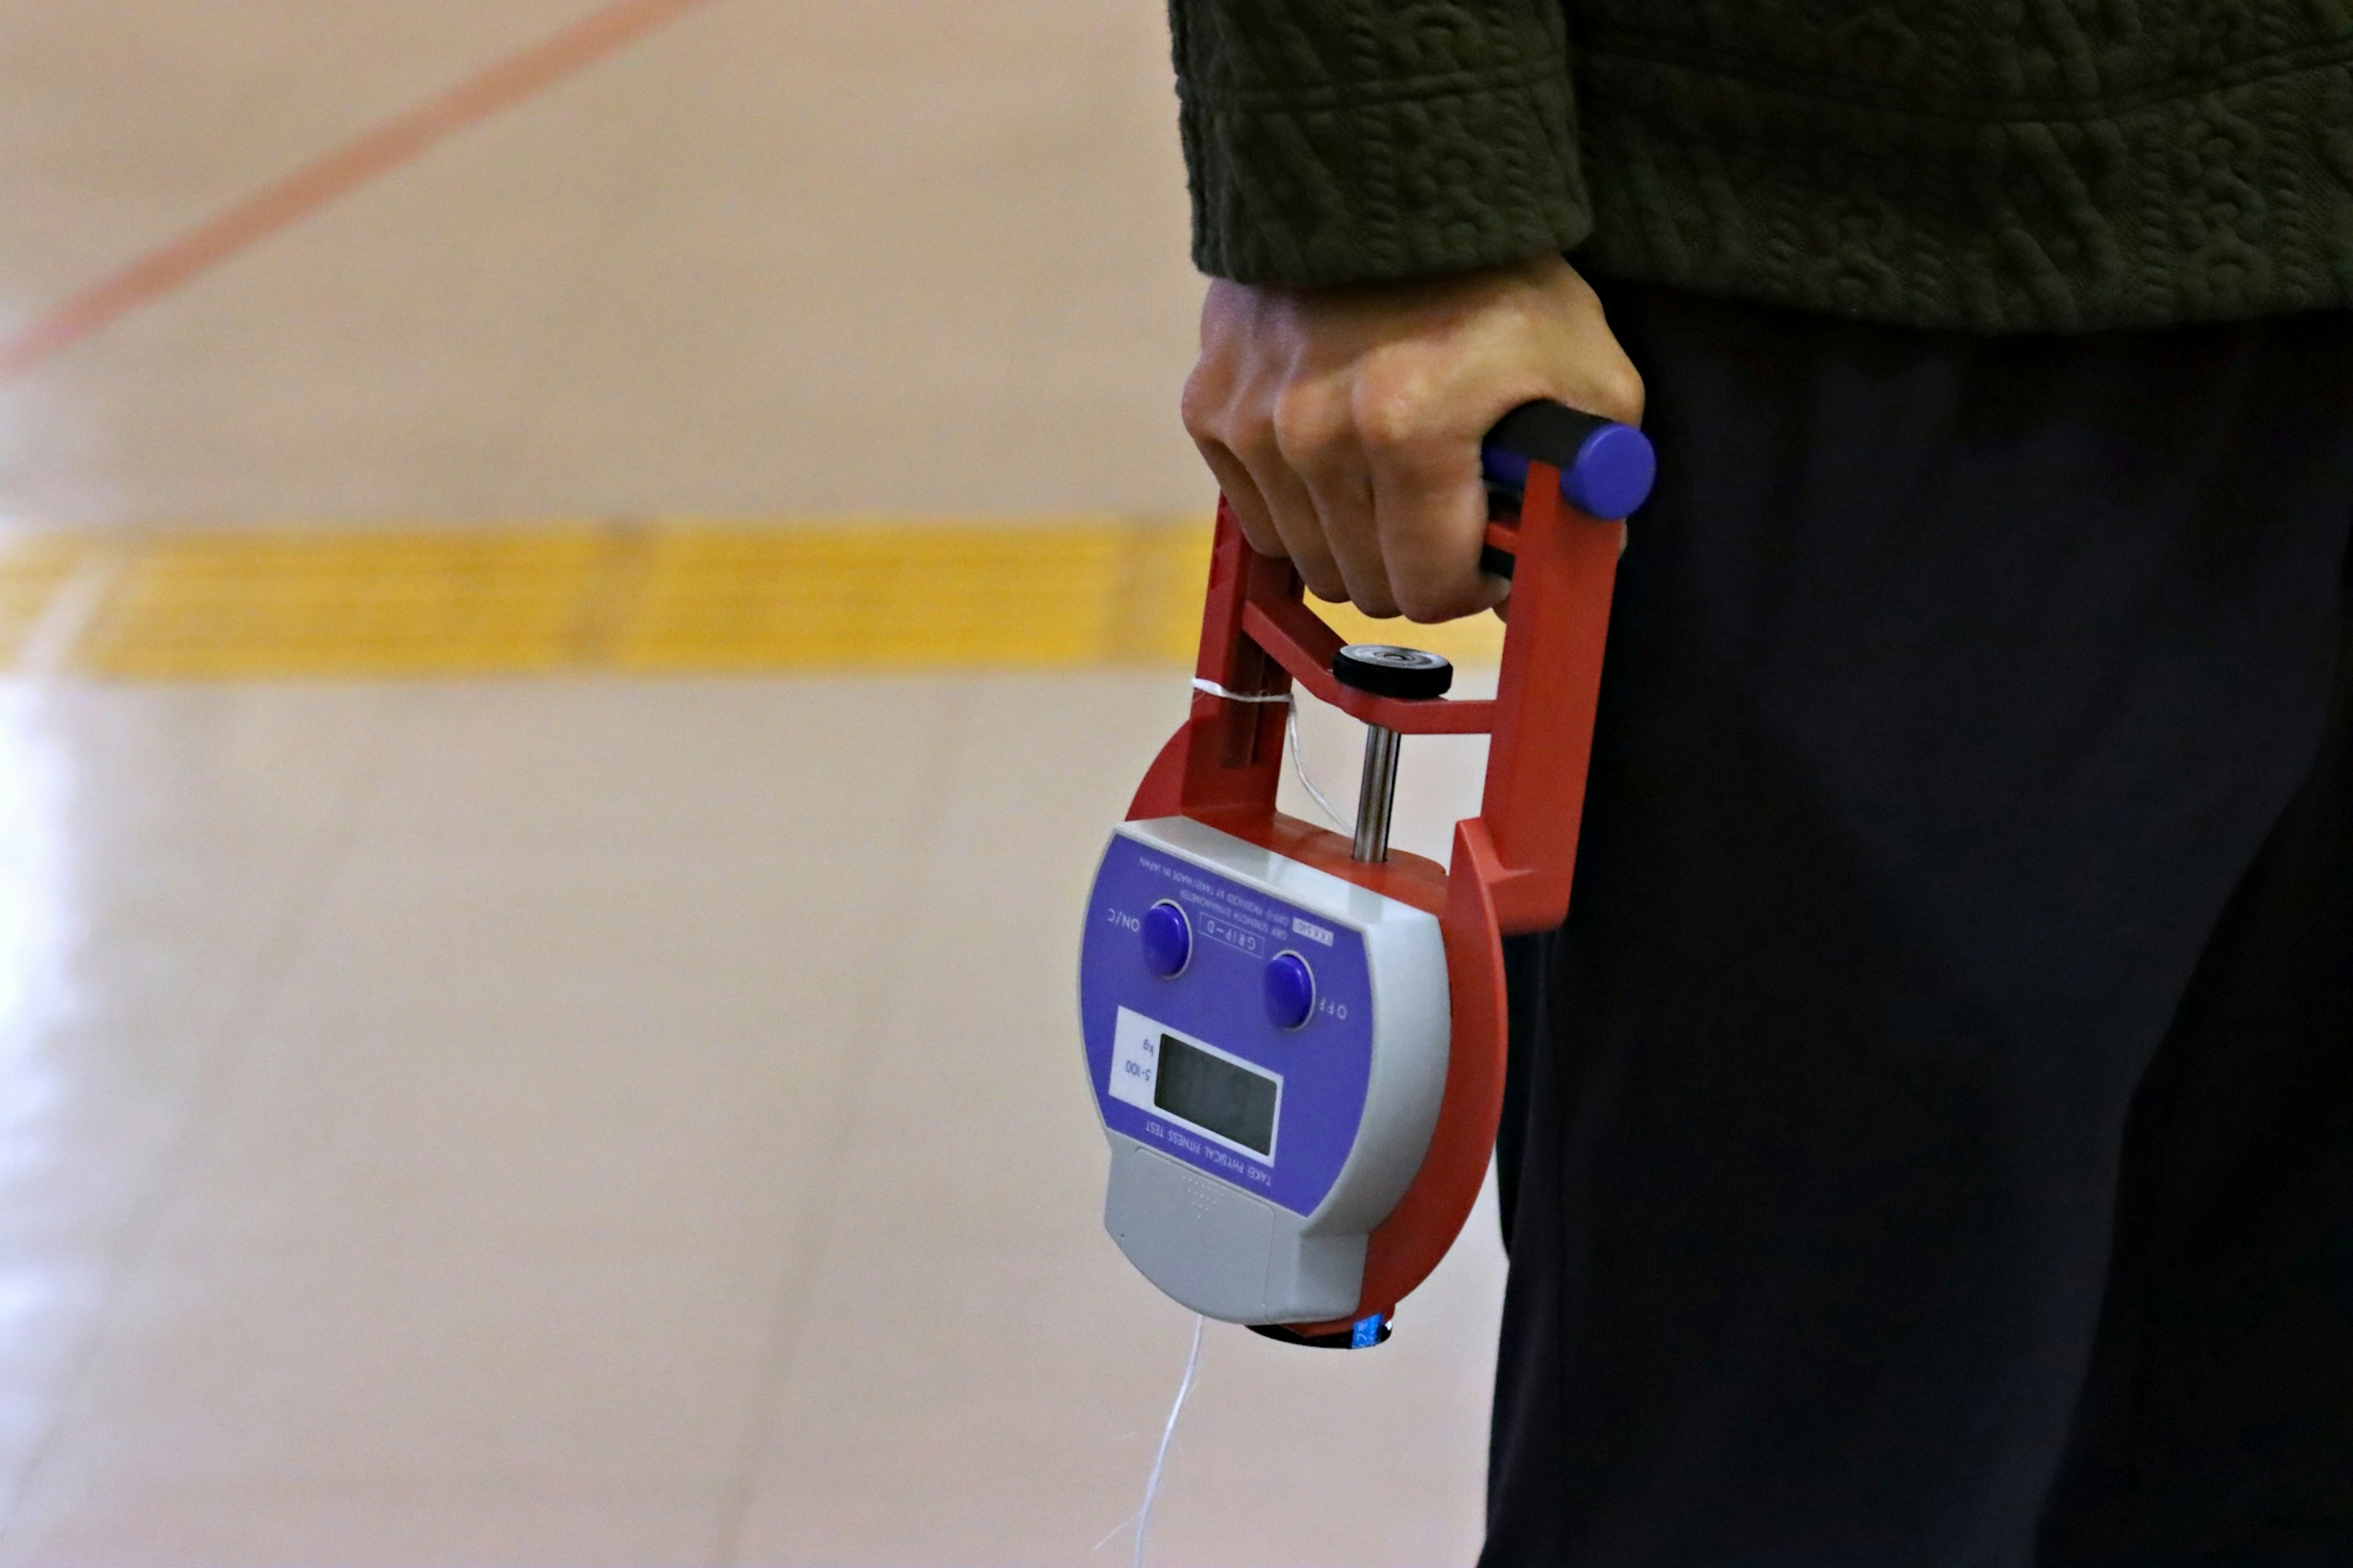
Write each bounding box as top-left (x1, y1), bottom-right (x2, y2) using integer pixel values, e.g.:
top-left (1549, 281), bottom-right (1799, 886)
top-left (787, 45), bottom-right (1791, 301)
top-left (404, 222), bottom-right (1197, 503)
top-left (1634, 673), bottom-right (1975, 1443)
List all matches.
top-left (0, 532), bottom-right (87, 667)
top-left (0, 521), bottom-right (1504, 680)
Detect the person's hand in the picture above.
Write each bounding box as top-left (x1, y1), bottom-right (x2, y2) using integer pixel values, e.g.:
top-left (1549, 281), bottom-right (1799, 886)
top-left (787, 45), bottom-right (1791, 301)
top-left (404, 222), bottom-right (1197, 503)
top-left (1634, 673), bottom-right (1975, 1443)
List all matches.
top-left (1180, 254), bottom-right (1643, 622)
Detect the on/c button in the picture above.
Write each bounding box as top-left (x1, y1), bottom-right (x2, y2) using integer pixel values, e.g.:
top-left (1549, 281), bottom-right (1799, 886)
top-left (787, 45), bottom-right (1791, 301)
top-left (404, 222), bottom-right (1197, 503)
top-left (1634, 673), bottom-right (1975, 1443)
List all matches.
top-left (1140, 900), bottom-right (1191, 978)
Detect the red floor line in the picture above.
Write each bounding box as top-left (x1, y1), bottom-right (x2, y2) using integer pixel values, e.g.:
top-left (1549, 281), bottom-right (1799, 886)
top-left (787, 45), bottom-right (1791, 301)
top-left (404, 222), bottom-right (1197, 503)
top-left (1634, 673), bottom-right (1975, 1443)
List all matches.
top-left (0, 0), bottom-right (724, 382)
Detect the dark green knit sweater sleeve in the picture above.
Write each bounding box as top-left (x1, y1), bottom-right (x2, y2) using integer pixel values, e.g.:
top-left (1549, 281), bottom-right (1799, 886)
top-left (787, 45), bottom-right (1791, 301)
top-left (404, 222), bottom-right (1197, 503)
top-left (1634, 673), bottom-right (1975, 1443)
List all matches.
top-left (1171, 1), bottom-right (1590, 286)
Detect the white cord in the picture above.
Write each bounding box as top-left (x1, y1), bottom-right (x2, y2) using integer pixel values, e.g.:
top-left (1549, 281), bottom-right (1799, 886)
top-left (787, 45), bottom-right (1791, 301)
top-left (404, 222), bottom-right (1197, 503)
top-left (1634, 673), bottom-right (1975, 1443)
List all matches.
top-left (1285, 699), bottom-right (1347, 831)
top-left (1190, 679), bottom-right (1347, 833)
top-left (1132, 1312), bottom-right (1205, 1568)
top-left (1110, 682), bottom-right (1324, 1565)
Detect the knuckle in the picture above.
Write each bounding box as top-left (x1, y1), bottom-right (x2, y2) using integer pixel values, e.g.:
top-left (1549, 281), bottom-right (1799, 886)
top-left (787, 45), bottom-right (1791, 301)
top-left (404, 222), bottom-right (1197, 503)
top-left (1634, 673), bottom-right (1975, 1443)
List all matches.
top-left (1351, 377), bottom-right (1433, 454)
top-left (1178, 368), bottom-right (1227, 442)
top-left (1229, 420), bottom-right (1284, 472)
top-left (1268, 387), bottom-right (1344, 462)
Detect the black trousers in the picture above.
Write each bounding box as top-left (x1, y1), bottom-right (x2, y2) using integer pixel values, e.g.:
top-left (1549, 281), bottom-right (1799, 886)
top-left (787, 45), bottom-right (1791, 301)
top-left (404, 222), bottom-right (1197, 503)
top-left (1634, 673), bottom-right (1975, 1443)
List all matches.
top-left (1485, 279), bottom-right (2353, 1567)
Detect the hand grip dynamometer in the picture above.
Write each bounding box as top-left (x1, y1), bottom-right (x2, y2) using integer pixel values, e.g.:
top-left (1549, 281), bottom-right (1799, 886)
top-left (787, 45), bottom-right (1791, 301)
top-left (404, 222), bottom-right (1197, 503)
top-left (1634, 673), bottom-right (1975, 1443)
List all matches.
top-left (1077, 402), bottom-right (1651, 1347)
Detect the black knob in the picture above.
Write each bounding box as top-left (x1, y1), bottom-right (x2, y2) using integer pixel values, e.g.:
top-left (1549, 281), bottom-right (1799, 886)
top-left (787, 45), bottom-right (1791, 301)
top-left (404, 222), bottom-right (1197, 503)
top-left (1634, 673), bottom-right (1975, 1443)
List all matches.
top-left (1332, 644), bottom-right (1453, 700)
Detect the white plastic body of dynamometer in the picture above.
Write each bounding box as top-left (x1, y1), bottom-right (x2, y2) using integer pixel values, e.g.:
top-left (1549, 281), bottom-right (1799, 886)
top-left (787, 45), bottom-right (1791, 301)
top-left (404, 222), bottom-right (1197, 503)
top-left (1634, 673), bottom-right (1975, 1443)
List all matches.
top-left (1077, 816), bottom-right (1451, 1324)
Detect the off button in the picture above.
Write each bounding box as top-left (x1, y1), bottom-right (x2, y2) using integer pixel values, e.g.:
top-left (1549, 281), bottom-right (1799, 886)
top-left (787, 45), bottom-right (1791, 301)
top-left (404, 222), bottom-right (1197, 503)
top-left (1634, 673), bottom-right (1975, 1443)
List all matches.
top-left (1264, 952), bottom-right (1315, 1031)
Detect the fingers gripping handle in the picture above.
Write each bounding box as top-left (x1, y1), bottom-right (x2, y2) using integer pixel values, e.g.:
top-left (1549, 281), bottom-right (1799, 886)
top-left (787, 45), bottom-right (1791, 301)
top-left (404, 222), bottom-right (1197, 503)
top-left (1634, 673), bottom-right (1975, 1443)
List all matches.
top-left (1479, 401), bottom-right (1653, 580)
top-left (1140, 398), bottom-right (1642, 931)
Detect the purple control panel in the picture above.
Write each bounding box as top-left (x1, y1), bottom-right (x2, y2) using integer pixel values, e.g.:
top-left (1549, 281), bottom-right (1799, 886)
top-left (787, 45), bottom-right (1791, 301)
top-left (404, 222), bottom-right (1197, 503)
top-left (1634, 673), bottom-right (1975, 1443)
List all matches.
top-left (1080, 830), bottom-right (1375, 1218)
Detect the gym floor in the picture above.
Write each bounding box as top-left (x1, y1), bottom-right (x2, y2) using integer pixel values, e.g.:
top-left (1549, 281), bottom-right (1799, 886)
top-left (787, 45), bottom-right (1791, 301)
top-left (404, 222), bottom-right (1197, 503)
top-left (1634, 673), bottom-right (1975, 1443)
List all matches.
top-left (0, 4), bottom-right (1504, 1563)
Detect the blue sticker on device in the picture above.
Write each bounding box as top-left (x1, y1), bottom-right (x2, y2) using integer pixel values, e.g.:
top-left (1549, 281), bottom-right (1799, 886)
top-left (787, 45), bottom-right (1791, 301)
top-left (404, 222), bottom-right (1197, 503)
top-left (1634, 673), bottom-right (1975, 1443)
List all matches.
top-left (1351, 1313), bottom-right (1384, 1349)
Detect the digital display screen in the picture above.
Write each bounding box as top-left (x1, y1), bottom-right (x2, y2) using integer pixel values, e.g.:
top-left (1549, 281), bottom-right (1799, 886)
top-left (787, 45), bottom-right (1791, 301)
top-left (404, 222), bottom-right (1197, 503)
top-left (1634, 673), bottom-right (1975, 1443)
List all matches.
top-left (1154, 1034), bottom-right (1278, 1156)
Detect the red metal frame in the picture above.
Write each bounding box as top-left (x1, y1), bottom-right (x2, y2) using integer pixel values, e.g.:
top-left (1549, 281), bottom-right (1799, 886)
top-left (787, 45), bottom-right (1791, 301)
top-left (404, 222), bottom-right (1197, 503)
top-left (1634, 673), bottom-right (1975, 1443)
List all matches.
top-left (1126, 462), bottom-right (1624, 1333)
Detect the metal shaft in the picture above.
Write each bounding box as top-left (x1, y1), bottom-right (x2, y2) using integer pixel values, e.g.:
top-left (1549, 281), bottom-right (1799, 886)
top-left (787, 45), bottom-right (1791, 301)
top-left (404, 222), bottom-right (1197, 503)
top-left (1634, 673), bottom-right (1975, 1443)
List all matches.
top-left (1352, 724), bottom-right (1401, 862)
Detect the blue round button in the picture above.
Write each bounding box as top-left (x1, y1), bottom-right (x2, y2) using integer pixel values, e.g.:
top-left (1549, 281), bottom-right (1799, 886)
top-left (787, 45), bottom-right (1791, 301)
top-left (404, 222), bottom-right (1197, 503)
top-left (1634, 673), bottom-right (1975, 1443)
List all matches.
top-left (1139, 900), bottom-right (1191, 978)
top-left (1264, 951), bottom-right (1315, 1031)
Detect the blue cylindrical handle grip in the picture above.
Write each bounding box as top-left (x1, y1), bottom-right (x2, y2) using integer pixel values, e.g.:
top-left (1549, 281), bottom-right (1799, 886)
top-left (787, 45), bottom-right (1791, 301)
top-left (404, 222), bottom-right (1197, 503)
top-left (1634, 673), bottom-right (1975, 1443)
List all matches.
top-left (1481, 401), bottom-right (1655, 520)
